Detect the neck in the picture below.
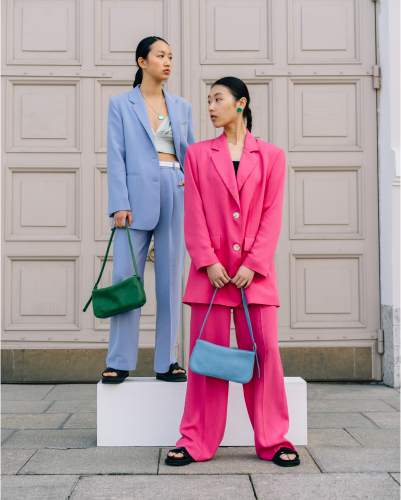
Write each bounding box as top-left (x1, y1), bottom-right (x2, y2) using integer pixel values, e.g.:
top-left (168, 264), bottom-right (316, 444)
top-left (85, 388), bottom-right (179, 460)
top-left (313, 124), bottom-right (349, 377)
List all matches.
top-left (139, 74), bottom-right (164, 99)
top-left (223, 119), bottom-right (247, 145)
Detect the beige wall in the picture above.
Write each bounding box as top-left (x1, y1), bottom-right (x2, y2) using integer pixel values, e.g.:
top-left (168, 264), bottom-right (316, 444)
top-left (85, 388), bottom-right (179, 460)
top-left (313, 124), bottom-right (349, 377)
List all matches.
top-left (377, 0), bottom-right (400, 388)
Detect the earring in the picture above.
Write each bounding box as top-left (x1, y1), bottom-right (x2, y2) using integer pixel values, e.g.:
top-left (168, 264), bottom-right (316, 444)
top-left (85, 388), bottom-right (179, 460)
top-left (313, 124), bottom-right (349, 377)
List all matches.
top-left (237, 108), bottom-right (242, 112)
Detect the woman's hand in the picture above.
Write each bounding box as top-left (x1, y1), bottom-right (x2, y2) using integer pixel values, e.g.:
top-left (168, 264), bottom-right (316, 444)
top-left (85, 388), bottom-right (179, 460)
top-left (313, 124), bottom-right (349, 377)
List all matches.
top-left (206, 263), bottom-right (230, 288)
top-left (113, 210), bottom-right (133, 228)
top-left (179, 180), bottom-right (185, 186)
top-left (231, 265), bottom-right (255, 289)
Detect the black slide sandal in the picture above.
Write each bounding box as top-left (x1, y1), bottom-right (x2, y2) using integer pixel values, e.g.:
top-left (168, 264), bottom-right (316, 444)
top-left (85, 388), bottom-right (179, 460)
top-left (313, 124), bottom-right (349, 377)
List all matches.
top-left (165, 447), bottom-right (194, 466)
top-left (102, 367), bottom-right (129, 384)
top-left (272, 447), bottom-right (300, 467)
top-left (156, 362), bottom-right (187, 382)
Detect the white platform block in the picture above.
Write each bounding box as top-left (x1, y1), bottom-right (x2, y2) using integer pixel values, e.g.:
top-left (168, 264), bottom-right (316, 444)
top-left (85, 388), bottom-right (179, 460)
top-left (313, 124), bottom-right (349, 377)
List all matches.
top-left (97, 377), bottom-right (307, 447)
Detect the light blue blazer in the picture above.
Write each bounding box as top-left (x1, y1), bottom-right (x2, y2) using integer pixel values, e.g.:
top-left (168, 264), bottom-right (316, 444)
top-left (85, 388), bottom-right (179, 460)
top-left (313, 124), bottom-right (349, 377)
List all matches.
top-left (107, 85), bottom-right (195, 230)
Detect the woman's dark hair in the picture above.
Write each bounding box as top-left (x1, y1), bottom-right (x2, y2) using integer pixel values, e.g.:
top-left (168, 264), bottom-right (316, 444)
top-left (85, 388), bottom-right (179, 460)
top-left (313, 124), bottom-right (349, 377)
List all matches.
top-left (211, 77), bottom-right (252, 132)
top-left (133, 36), bottom-right (169, 88)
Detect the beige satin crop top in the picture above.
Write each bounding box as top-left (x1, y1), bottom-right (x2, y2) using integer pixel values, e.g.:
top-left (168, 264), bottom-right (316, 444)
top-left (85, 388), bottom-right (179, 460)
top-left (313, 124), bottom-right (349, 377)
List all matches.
top-left (152, 115), bottom-right (176, 155)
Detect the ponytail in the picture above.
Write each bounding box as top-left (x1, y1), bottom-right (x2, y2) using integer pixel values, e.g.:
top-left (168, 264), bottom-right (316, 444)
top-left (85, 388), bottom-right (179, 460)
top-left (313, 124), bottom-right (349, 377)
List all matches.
top-left (133, 67), bottom-right (143, 88)
top-left (243, 105), bottom-right (252, 133)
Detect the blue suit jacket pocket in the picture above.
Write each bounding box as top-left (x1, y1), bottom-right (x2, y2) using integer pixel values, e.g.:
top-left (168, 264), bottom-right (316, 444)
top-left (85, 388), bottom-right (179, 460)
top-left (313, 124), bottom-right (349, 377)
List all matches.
top-left (127, 172), bottom-right (139, 175)
top-left (180, 120), bottom-right (189, 137)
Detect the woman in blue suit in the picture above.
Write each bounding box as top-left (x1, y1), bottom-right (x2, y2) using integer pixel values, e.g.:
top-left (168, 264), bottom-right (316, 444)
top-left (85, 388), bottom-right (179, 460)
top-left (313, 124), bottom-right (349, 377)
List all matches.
top-left (102, 36), bottom-right (195, 384)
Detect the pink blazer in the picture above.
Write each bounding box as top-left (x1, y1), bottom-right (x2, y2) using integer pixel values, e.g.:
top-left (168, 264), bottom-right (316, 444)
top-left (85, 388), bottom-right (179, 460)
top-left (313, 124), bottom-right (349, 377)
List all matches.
top-left (182, 130), bottom-right (286, 307)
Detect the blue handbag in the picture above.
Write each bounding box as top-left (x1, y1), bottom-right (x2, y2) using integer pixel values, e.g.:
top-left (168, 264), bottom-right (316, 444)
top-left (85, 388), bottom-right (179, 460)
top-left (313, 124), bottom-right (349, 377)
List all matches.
top-left (189, 285), bottom-right (260, 384)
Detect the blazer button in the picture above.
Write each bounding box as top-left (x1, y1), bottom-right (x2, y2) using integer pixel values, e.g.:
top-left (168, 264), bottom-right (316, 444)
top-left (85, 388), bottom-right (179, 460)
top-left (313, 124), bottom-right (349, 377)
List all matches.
top-left (233, 244), bottom-right (240, 251)
top-left (233, 212), bottom-right (240, 219)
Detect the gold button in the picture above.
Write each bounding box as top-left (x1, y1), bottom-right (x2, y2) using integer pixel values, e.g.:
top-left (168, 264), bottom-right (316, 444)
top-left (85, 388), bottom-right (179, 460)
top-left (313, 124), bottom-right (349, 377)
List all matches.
top-left (233, 212), bottom-right (240, 219)
top-left (233, 244), bottom-right (240, 251)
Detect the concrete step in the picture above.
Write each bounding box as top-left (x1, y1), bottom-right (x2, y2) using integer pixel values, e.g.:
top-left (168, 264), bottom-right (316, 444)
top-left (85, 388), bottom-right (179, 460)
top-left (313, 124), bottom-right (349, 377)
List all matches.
top-left (97, 377), bottom-right (307, 447)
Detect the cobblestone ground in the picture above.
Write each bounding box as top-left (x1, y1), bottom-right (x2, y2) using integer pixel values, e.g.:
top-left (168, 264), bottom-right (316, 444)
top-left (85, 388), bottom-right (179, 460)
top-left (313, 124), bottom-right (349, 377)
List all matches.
top-left (1, 382), bottom-right (400, 499)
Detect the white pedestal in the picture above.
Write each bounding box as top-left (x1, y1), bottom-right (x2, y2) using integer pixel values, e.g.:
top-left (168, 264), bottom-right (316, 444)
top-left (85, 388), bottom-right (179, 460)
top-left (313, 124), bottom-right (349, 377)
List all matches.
top-left (97, 377), bottom-right (307, 446)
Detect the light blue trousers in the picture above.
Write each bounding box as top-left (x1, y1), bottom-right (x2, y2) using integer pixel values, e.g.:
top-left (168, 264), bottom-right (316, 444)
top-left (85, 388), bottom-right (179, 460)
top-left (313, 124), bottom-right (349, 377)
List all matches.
top-left (106, 165), bottom-right (186, 373)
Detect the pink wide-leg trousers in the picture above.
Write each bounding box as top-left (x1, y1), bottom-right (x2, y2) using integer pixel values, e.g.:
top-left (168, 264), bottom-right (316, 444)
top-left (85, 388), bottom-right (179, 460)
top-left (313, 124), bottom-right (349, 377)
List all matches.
top-left (176, 303), bottom-right (296, 462)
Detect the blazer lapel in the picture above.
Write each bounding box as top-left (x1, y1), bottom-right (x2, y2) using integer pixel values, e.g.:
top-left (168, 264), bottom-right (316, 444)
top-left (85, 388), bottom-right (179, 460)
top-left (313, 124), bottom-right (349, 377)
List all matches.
top-left (163, 89), bottom-right (181, 161)
top-left (236, 131), bottom-right (259, 192)
top-left (128, 86), bottom-right (155, 148)
top-left (211, 133), bottom-right (240, 206)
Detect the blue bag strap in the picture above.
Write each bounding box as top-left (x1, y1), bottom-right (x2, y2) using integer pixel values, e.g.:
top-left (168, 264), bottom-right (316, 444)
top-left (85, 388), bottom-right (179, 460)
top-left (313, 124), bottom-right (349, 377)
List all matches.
top-left (240, 287), bottom-right (260, 378)
top-left (197, 280), bottom-right (260, 378)
top-left (197, 287), bottom-right (218, 341)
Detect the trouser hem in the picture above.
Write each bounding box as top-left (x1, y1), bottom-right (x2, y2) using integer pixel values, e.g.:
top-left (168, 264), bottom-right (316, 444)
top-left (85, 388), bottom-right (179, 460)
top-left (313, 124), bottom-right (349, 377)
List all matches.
top-left (104, 360), bottom-right (137, 372)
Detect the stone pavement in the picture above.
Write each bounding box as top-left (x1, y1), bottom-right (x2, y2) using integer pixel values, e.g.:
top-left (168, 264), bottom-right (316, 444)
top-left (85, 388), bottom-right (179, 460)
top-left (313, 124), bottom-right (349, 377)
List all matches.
top-left (1, 382), bottom-right (399, 499)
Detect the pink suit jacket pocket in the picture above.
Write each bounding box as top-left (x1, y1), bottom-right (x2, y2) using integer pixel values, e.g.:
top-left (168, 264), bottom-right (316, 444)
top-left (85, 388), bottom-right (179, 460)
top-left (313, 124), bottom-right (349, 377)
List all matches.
top-left (182, 130), bottom-right (286, 308)
top-left (210, 235), bottom-right (221, 250)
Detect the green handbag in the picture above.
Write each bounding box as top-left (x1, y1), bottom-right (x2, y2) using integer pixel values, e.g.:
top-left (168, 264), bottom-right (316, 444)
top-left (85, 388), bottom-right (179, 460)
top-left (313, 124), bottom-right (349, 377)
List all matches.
top-left (83, 224), bottom-right (146, 319)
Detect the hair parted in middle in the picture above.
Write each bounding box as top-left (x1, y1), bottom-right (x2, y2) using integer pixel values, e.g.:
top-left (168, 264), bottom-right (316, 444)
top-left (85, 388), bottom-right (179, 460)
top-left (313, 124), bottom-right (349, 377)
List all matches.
top-left (211, 77), bottom-right (252, 133)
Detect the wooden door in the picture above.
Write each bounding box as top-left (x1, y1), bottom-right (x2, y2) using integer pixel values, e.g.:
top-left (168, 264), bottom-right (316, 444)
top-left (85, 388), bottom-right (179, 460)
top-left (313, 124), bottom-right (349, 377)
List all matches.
top-left (2, 0), bottom-right (185, 372)
top-left (182, 0), bottom-right (380, 380)
top-left (2, 0), bottom-right (380, 381)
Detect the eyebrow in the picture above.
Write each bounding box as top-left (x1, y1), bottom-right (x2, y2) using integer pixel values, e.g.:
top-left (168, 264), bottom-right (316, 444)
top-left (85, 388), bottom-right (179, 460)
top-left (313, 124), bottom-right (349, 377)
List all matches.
top-left (155, 50), bottom-right (172, 55)
top-left (207, 92), bottom-right (223, 98)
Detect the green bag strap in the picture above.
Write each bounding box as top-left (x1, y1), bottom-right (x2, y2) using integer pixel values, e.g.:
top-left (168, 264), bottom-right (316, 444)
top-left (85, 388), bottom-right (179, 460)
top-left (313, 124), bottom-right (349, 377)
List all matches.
top-left (83, 224), bottom-right (139, 312)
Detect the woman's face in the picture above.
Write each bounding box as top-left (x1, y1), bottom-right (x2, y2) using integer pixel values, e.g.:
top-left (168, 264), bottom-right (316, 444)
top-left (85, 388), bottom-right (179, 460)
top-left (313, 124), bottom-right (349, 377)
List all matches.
top-left (138, 40), bottom-right (172, 82)
top-left (208, 85), bottom-right (247, 129)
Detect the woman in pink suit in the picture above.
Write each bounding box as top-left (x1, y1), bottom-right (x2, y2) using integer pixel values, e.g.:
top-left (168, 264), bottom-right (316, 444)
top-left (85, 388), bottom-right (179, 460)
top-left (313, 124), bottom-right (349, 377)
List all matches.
top-left (165, 77), bottom-right (299, 467)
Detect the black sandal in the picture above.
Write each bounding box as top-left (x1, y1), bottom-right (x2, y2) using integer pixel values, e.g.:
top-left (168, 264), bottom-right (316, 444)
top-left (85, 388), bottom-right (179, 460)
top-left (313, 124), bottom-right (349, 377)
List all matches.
top-left (165, 447), bottom-right (194, 466)
top-left (101, 367), bottom-right (129, 384)
top-left (156, 362), bottom-right (187, 382)
top-left (272, 447), bottom-right (300, 467)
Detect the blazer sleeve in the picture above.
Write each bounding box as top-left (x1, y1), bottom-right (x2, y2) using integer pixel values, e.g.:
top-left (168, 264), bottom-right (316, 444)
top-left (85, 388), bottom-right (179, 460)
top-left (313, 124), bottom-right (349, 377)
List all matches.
top-left (107, 97), bottom-right (131, 217)
top-left (242, 149), bottom-right (286, 278)
top-left (187, 103), bottom-right (195, 146)
top-left (184, 147), bottom-right (220, 271)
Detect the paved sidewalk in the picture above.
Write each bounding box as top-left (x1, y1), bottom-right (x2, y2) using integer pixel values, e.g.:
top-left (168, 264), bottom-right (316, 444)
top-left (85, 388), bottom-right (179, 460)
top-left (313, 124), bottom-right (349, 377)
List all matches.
top-left (1, 382), bottom-right (399, 499)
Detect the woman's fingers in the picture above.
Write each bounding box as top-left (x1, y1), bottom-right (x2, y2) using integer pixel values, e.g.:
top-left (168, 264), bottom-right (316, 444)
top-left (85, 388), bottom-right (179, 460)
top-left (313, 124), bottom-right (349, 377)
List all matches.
top-left (113, 211), bottom-right (132, 228)
top-left (212, 276), bottom-right (251, 289)
top-left (236, 279), bottom-right (246, 289)
top-left (211, 276), bottom-right (228, 288)
top-left (179, 180), bottom-right (185, 186)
